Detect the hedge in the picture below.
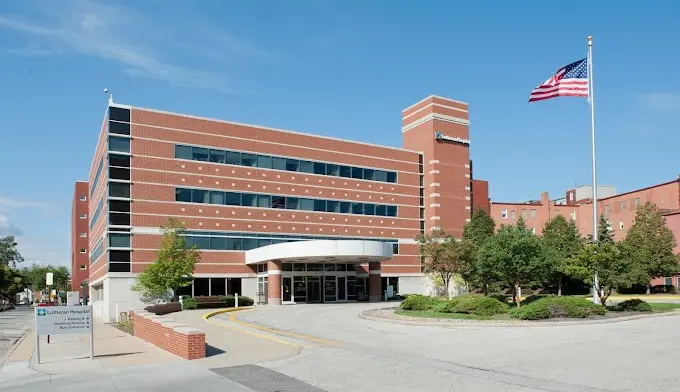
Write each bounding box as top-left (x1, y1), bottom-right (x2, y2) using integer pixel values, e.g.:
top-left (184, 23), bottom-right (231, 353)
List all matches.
top-left (510, 296), bottom-right (606, 320)
top-left (400, 294), bottom-right (509, 316)
top-left (609, 299), bottom-right (652, 312)
top-left (400, 294), bottom-right (439, 311)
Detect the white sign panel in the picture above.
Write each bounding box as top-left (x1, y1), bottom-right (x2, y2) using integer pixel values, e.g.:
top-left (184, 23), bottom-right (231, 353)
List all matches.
top-left (387, 285), bottom-right (394, 299)
top-left (45, 272), bottom-right (54, 286)
top-left (35, 306), bottom-right (92, 335)
top-left (66, 291), bottom-right (80, 306)
top-left (434, 132), bottom-right (470, 145)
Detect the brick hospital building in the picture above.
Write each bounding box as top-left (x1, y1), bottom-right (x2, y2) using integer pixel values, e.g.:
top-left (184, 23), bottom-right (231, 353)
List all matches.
top-left (80, 95), bottom-right (485, 322)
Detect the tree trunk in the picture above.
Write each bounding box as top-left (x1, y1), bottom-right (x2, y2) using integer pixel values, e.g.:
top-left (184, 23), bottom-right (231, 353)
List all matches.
top-left (511, 284), bottom-right (517, 305)
top-left (646, 284), bottom-right (651, 295)
top-left (515, 283), bottom-right (522, 308)
top-left (557, 275), bottom-right (563, 296)
top-left (443, 275), bottom-right (450, 299)
top-left (483, 282), bottom-right (489, 296)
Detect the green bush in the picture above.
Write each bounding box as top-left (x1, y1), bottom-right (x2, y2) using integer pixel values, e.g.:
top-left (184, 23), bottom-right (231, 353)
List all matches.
top-left (609, 299), bottom-right (652, 312)
top-left (510, 296), bottom-right (606, 320)
top-left (400, 294), bottom-right (440, 310)
top-left (521, 294), bottom-right (553, 305)
top-left (449, 295), bottom-right (509, 316)
top-left (182, 297), bottom-right (198, 310)
top-left (218, 295), bottom-right (255, 307)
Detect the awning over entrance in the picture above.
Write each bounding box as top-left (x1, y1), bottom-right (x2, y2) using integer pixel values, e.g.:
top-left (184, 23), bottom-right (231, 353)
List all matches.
top-left (244, 240), bottom-right (393, 265)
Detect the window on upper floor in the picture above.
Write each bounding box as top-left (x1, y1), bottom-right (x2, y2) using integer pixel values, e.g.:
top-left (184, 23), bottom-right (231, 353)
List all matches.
top-left (79, 196), bottom-right (87, 202)
top-left (633, 198), bottom-right (641, 209)
top-left (109, 107), bottom-right (130, 122)
top-left (79, 213), bottom-right (87, 219)
top-left (605, 204), bottom-right (611, 215)
top-left (80, 232), bottom-right (87, 238)
top-left (109, 136), bottom-right (130, 153)
top-left (510, 210), bottom-right (516, 220)
top-left (520, 209), bottom-right (527, 219)
top-left (619, 201), bottom-right (627, 211)
top-left (80, 265), bottom-right (87, 270)
top-left (530, 209), bottom-right (537, 219)
top-left (80, 248), bottom-right (86, 253)
top-left (619, 220), bottom-right (624, 230)
top-left (501, 209), bottom-right (508, 219)
top-left (570, 211), bottom-right (576, 221)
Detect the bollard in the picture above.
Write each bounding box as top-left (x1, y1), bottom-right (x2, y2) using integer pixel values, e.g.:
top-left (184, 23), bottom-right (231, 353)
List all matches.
top-left (179, 295), bottom-right (184, 310)
top-left (235, 293), bottom-right (239, 308)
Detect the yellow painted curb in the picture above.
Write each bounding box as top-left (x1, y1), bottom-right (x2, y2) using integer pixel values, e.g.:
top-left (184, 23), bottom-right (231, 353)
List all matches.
top-left (202, 307), bottom-right (252, 320)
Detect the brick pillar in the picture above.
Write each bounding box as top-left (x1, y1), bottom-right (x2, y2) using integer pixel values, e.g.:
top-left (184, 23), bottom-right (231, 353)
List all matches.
top-left (267, 260), bottom-right (282, 305)
top-left (368, 262), bottom-right (382, 302)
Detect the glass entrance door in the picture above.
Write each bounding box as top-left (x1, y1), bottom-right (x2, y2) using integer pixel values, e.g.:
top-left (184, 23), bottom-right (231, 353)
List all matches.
top-left (324, 276), bottom-right (336, 302)
top-left (337, 277), bottom-right (346, 301)
top-left (307, 277), bottom-right (321, 303)
top-left (282, 277), bottom-right (292, 303)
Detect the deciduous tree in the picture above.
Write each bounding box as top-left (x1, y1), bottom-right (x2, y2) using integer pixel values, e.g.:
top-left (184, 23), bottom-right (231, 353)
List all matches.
top-left (417, 229), bottom-right (474, 298)
top-left (461, 209), bottom-right (496, 291)
top-left (569, 242), bottom-right (629, 306)
top-left (0, 236), bottom-right (24, 267)
top-left (133, 218), bottom-right (199, 302)
top-left (542, 215), bottom-right (583, 295)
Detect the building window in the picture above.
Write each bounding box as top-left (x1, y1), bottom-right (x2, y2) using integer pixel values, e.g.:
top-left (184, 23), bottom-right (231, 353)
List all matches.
top-left (80, 232), bottom-right (87, 238)
top-left (665, 277), bottom-right (672, 286)
top-left (531, 227), bottom-right (536, 235)
top-left (530, 209), bottom-right (537, 219)
top-left (79, 196), bottom-right (87, 202)
top-left (570, 211), bottom-right (576, 221)
top-left (80, 248), bottom-right (86, 253)
top-left (109, 106), bottom-right (130, 122)
top-left (510, 210), bottom-right (516, 220)
top-left (80, 265), bottom-right (87, 270)
top-left (79, 213), bottom-right (87, 219)
top-left (605, 204), bottom-right (611, 215)
top-left (501, 209), bottom-right (508, 219)
top-left (520, 209), bottom-right (527, 219)
top-left (619, 220), bottom-right (624, 230)
top-left (108, 121), bottom-right (131, 136)
top-left (619, 201), bottom-right (627, 211)
top-left (633, 198), bottom-right (641, 209)
top-left (109, 233), bottom-right (131, 248)
top-left (109, 182), bottom-right (131, 198)
top-left (109, 136), bottom-right (130, 153)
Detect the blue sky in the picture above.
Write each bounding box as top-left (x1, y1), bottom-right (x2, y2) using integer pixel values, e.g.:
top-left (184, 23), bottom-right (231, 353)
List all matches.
top-left (0, 0), bottom-right (678, 267)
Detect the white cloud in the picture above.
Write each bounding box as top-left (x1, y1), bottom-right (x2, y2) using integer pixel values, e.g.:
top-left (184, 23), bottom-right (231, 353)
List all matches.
top-left (0, 0), bottom-right (268, 93)
top-left (0, 197), bottom-right (47, 209)
top-left (640, 93), bottom-right (680, 112)
top-left (0, 214), bottom-right (24, 237)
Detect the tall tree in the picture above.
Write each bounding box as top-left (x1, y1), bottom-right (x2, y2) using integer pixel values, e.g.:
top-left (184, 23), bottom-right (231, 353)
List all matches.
top-left (133, 218), bottom-right (199, 302)
top-left (542, 215), bottom-right (583, 295)
top-left (0, 236), bottom-right (24, 267)
top-left (417, 229), bottom-right (474, 298)
top-left (461, 209), bottom-right (496, 290)
top-left (0, 266), bottom-right (28, 302)
top-left (26, 264), bottom-right (69, 292)
top-left (569, 242), bottom-right (629, 306)
top-left (622, 202), bottom-right (679, 294)
top-left (476, 223), bottom-right (549, 307)
top-left (587, 214), bottom-right (614, 244)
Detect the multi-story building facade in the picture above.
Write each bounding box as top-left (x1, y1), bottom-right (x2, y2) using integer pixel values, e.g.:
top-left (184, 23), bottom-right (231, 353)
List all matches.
top-left (83, 95), bottom-right (476, 322)
top-left (70, 181), bottom-right (89, 303)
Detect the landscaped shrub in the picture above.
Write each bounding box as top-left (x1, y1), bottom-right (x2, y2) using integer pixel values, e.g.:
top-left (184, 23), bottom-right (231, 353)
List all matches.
top-left (182, 297), bottom-right (198, 310)
top-left (609, 299), bottom-right (652, 312)
top-left (522, 294), bottom-right (553, 305)
top-left (651, 285), bottom-right (677, 294)
top-left (400, 294), bottom-right (440, 310)
top-left (510, 296), bottom-right (606, 320)
top-left (219, 295), bottom-right (254, 307)
top-left (449, 295), bottom-right (509, 316)
top-left (144, 302), bottom-right (182, 315)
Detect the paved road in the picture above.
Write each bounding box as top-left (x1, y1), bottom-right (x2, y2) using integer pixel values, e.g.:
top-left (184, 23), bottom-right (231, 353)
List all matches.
top-left (0, 307), bottom-right (33, 362)
top-left (214, 303), bottom-right (680, 392)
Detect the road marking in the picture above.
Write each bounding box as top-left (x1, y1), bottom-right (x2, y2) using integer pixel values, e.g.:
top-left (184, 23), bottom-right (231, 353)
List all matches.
top-left (227, 312), bottom-right (340, 347)
top-left (203, 313), bottom-right (303, 348)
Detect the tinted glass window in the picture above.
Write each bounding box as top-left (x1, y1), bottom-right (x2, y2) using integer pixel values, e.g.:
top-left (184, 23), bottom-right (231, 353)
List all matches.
top-left (176, 188), bottom-right (192, 202)
top-left (227, 238), bottom-right (243, 250)
top-left (300, 198), bottom-right (314, 211)
top-left (313, 162), bottom-right (326, 175)
top-left (192, 236), bottom-right (210, 249)
top-left (192, 189), bottom-right (208, 203)
top-left (210, 150), bottom-right (226, 163)
top-left (109, 263), bottom-right (131, 272)
top-left (109, 136), bottom-right (130, 153)
top-left (387, 172), bottom-right (397, 183)
top-left (210, 237), bottom-right (227, 250)
top-left (300, 161), bottom-right (314, 173)
top-left (226, 151), bottom-right (241, 165)
top-left (241, 153), bottom-right (256, 167)
top-left (392, 243), bottom-right (399, 255)
top-left (351, 203), bottom-right (363, 214)
top-left (109, 107), bottom-right (130, 122)
top-left (109, 200), bottom-right (131, 213)
top-left (326, 164), bottom-right (339, 176)
top-left (258, 239), bottom-right (272, 247)
top-left (225, 192), bottom-right (240, 205)
top-left (286, 197), bottom-right (299, 210)
top-left (363, 169), bottom-right (375, 181)
top-left (376, 205), bottom-right (387, 216)
top-left (257, 155), bottom-right (272, 169)
top-left (175, 145), bottom-right (192, 159)
top-left (272, 157), bottom-right (286, 170)
top-left (210, 191), bottom-right (224, 205)
top-left (257, 194), bottom-right (270, 208)
top-left (286, 159), bottom-right (299, 172)
top-left (192, 147), bottom-right (209, 161)
top-left (387, 205), bottom-right (397, 217)
top-left (314, 199), bottom-right (326, 212)
top-left (109, 234), bottom-right (131, 248)
top-left (109, 154), bottom-right (130, 168)
top-left (351, 167), bottom-right (363, 179)
top-left (109, 121), bottom-right (130, 135)
top-left (109, 167), bottom-right (130, 180)
top-left (374, 170), bottom-right (387, 182)
top-left (109, 183), bottom-right (130, 198)
top-left (364, 204), bottom-right (375, 215)
top-left (109, 213), bottom-right (130, 226)
top-left (243, 238), bottom-right (258, 250)
top-left (340, 202), bottom-right (351, 213)
top-left (339, 166), bottom-right (351, 178)
top-left (242, 193), bottom-right (256, 207)
top-left (327, 201), bottom-right (340, 213)
top-left (272, 196), bottom-right (286, 209)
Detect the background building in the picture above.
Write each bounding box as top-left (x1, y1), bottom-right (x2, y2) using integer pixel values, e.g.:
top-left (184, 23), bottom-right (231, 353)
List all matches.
top-left (70, 181), bottom-right (89, 303)
top-left (79, 95), bottom-right (475, 322)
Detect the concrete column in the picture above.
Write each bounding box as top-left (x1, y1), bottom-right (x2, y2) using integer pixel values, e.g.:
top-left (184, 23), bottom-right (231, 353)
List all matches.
top-left (267, 260), bottom-right (282, 305)
top-left (368, 262), bottom-right (382, 302)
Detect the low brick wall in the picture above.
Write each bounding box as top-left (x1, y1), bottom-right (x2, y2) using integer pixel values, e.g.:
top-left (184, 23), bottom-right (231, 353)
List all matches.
top-left (130, 310), bottom-right (206, 360)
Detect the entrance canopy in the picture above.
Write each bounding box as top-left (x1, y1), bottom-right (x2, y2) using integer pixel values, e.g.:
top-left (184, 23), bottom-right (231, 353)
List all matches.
top-left (244, 240), bottom-right (393, 265)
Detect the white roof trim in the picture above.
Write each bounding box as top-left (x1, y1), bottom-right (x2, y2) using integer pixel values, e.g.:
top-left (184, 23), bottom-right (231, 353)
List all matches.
top-left (245, 240), bottom-right (393, 265)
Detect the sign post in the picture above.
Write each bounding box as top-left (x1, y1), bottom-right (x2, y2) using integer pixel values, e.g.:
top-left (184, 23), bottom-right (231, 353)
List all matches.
top-left (34, 305), bottom-right (93, 364)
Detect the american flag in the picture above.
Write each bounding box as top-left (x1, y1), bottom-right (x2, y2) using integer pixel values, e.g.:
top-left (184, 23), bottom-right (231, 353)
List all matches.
top-left (529, 58), bottom-right (589, 102)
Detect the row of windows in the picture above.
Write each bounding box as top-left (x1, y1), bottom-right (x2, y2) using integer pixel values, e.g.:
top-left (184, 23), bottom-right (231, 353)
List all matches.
top-left (175, 187), bottom-right (399, 217)
top-left (184, 232), bottom-right (399, 253)
top-left (175, 144), bottom-right (398, 183)
top-left (89, 199), bottom-right (104, 230)
top-left (90, 158), bottom-right (104, 197)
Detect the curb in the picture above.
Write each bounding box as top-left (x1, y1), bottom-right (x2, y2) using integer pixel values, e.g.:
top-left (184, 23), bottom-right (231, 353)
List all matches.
top-left (1, 329), bottom-right (31, 366)
top-left (358, 308), bottom-right (680, 328)
top-left (202, 307), bottom-right (252, 320)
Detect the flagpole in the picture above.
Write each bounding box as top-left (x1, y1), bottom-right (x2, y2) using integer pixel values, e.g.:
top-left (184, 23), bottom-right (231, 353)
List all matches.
top-left (588, 35), bottom-right (600, 304)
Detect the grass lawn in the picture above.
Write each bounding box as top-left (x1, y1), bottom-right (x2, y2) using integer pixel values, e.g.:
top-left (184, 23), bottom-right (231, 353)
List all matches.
top-left (649, 303), bottom-right (680, 312)
top-left (394, 309), bottom-right (508, 320)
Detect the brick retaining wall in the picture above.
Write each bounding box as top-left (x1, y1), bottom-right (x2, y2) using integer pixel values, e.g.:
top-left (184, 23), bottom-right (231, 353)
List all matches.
top-left (130, 310), bottom-right (206, 360)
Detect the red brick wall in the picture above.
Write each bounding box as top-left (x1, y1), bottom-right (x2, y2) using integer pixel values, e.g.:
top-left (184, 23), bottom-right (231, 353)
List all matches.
top-left (471, 179), bottom-right (490, 214)
top-left (131, 311), bottom-right (206, 360)
top-left (71, 181), bottom-right (89, 297)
